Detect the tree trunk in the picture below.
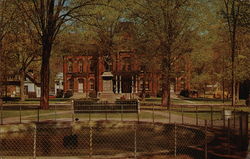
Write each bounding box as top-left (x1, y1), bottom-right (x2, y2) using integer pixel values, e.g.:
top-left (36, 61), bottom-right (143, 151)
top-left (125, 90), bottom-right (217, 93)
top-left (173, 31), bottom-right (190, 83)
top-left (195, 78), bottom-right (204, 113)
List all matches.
top-left (236, 82), bottom-right (240, 103)
top-left (162, 70), bottom-right (171, 109)
top-left (0, 43), bottom-right (3, 98)
top-left (20, 70), bottom-right (25, 101)
top-left (40, 43), bottom-right (52, 109)
top-left (4, 57), bottom-right (7, 98)
top-left (231, 45), bottom-right (236, 107)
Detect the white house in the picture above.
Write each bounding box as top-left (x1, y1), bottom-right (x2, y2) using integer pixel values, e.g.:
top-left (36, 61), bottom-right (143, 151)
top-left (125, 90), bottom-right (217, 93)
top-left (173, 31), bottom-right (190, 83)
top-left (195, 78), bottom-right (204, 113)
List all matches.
top-left (55, 72), bottom-right (63, 95)
top-left (24, 73), bottom-right (41, 98)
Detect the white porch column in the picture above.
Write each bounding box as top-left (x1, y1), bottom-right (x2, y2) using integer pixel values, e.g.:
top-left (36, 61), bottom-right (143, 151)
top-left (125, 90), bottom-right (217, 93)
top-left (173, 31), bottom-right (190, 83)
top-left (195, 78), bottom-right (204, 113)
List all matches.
top-left (135, 75), bottom-right (138, 93)
top-left (115, 75), bottom-right (118, 93)
top-left (119, 76), bottom-right (122, 93)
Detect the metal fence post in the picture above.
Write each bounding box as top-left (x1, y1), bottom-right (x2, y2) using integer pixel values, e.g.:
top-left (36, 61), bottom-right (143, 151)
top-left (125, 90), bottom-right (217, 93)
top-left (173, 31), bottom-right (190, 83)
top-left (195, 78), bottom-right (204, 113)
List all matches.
top-left (134, 123), bottom-right (137, 158)
top-left (54, 105), bottom-right (57, 121)
top-left (19, 105), bottom-right (22, 124)
top-left (210, 106), bottom-right (213, 128)
top-left (181, 105), bottom-right (184, 124)
top-left (1, 100), bottom-right (3, 125)
top-left (121, 105), bottom-right (123, 122)
top-left (37, 106), bottom-right (40, 122)
top-left (205, 120), bottom-right (207, 159)
top-left (105, 105), bottom-right (108, 121)
top-left (227, 119), bottom-right (230, 155)
top-left (89, 123), bottom-right (93, 158)
top-left (71, 100), bottom-right (74, 122)
top-left (169, 107), bottom-right (171, 123)
top-left (239, 111), bottom-right (243, 150)
top-left (196, 106), bottom-right (198, 126)
top-left (137, 112), bottom-right (140, 123)
top-left (152, 104), bottom-right (155, 123)
top-left (174, 123), bottom-right (177, 157)
top-left (33, 124), bottom-right (37, 159)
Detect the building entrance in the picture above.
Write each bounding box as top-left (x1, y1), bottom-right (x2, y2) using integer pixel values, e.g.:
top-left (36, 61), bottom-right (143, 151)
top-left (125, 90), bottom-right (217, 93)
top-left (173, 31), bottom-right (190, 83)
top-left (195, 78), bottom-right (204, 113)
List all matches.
top-left (122, 76), bottom-right (132, 93)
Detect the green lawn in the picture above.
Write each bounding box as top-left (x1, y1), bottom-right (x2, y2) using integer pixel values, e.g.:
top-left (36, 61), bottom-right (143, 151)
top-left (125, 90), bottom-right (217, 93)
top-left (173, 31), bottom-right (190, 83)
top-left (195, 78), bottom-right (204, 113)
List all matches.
top-left (0, 110), bottom-right (167, 122)
top-left (4, 98), bottom-right (71, 104)
top-left (142, 97), bottom-right (246, 105)
top-left (3, 96), bottom-right (247, 106)
top-left (1, 109), bottom-right (55, 118)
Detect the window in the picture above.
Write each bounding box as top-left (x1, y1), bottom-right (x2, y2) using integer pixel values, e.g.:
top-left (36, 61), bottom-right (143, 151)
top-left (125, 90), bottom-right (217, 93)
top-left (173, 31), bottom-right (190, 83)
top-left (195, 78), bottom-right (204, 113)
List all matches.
top-left (90, 60), bottom-right (95, 72)
top-left (68, 61), bottom-right (73, 72)
top-left (90, 79), bottom-right (95, 90)
top-left (78, 79), bottom-right (84, 93)
top-left (79, 60), bottom-right (83, 72)
top-left (69, 79), bottom-right (74, 90)
top-left (145, 81), bottom-right (149, 90)
top-left (122, 57), bottom-right (131, 71)
top-left (140, 80), bottom-right (149, 90)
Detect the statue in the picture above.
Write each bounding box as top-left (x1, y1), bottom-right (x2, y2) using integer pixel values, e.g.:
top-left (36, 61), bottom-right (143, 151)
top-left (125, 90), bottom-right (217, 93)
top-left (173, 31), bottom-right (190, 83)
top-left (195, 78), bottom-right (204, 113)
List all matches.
top-left (103, 53), bottom-right (112, 72)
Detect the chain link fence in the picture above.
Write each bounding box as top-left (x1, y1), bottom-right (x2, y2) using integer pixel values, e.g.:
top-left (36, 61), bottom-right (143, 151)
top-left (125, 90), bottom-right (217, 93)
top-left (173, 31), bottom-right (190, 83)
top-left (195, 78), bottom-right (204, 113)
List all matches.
top-left (0, 121), bottom-right (209, 159)
top-left (0, 102), bottom-right (249, 159)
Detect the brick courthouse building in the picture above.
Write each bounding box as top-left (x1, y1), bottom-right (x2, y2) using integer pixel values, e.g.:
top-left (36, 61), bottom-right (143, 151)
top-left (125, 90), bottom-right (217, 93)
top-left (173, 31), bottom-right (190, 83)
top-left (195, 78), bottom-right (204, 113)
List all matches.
top-left (63, 23), bottom-right (190, 99)
top-left (63, 51), bottom-right (191, 99)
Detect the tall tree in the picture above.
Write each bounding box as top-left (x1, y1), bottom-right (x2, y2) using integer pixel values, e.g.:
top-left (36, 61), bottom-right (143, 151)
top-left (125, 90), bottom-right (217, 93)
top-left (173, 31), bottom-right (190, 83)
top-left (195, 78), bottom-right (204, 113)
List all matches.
top-left (0, 0), bottom-right (15, 98)
top-left (127, 0), bottom-right (194, 108)
top-left (15, 0), bottom-right (99, 109)
top-left (221, 0), bottom-right (246, 106)
top-left (82, 0), bottom-right (128, 69)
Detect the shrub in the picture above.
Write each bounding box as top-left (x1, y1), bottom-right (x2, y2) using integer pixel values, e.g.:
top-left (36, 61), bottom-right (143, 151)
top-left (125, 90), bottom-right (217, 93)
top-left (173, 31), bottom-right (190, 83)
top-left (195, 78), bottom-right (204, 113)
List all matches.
top-left (89, 91), bottom-right (97, 98)
top-left (145, 92), bottom-right (150, 98)
top-left (64, 90), bottom-right (73, 98)
top-left (157, 91), bottom-right (163, 97)
top-left (180, 89), bottom-right (190, 97)
top-left (56, 89), bottom-right (64, 98)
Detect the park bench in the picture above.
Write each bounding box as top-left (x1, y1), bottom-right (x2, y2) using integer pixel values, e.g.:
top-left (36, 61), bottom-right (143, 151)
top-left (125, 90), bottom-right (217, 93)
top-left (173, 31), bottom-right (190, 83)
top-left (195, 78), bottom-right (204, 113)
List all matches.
top-left (73, 99), bottom-right (140, 113)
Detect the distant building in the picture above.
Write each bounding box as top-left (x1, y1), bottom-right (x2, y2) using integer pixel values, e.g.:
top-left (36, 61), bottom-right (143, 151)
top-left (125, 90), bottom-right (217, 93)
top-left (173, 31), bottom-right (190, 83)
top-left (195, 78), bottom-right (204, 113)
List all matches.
top-left (0, 72), bottom-right (41, 98)
top-left (54, 72), bottom-right (63, 95)
top-left (63, 50), bottom-right (162, 99)
top-left (62, 22), bottom-right (191, 99)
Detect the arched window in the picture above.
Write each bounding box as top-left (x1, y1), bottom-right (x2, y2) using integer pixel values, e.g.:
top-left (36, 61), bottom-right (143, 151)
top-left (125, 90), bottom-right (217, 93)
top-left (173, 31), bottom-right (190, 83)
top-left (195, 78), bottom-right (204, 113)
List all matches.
top-left (78, 79), bottom-right (84, 93)
top-left (68, 61), bottom-right (73, 73)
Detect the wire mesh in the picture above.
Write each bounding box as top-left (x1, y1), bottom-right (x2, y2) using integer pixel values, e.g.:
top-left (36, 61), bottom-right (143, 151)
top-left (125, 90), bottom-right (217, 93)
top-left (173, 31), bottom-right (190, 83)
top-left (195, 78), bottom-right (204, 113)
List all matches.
top-left (0, 103), bottom-right (249, 159)
top-left (0, 121), bottom-right (209, 159)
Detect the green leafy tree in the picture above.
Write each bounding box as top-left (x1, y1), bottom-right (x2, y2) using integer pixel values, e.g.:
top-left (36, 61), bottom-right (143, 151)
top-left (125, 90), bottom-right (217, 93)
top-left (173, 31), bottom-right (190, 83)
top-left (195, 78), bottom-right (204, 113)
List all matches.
top-left (220, 0), bottom-right (249, 106)
top-left (0, 0), bottom-right (16, 98)
top-left (15, 0), bottom-right (100, 109)
top-left (126, 0), bottom-right (195, 108)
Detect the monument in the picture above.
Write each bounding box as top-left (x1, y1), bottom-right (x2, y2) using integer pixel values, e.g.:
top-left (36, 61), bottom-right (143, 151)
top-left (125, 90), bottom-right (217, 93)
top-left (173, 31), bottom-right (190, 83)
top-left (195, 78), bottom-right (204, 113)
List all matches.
top-left (99, 72), bottom-right (116, 103)
top-left (102, 72), bottom-right (114, 93)
top-left (99, 54), bottom-right (116, 102)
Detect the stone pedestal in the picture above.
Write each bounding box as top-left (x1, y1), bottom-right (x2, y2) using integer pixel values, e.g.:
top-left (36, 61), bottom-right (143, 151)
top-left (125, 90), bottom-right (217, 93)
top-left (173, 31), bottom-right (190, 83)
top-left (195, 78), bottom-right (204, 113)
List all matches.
top-left (102, 72), bottom-right (113, 93)
top-left (99, 72), bottom-right (116, 103)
